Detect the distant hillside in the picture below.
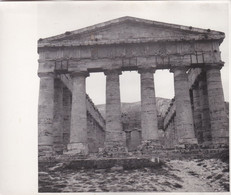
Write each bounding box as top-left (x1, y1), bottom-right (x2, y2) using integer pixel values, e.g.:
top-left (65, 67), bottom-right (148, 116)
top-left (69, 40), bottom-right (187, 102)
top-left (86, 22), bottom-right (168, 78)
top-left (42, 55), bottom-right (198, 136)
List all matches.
top-left (96, 99), bottom-right (229, 132)
top-left (96, 97), bottom-right (171, 119)
top-left (96, 97), bottom-right (171, 131)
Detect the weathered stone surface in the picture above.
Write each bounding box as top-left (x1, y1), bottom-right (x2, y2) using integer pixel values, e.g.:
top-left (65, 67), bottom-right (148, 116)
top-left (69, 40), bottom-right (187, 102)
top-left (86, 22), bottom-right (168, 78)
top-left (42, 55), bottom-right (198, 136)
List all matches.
top-left (163, 67), bottom-right (228, 148)
top-left (67, 143), bottom-right (88, 155)
top-left (173, 68), bottom-right (197, 145)
top-left (198, 74), bottom-right (212, 145)
top-left (38, 17), bottom-right (224, 72)
top-left (38, 74), bottom-right (55, 156)
top-left (139, 69), bottom-right (159, 141)
top-left (98, 144), bottom-right (128, 158)
top-left (206, 68), bottom-right (228, 145)
top-left (164, 115), bottom-right (178, 149)
top-left (86, 95), bottom-right (106, 129)
top-left (104, 69), bottom-right (124, 146)
top-left (59, 75), bottom-right (106, 153)
top-left (137, 140), bottom-right (163, 155)
top-left (62, 87), bottom-right (71, 151)
top-left (126, 130), bottom-right (142, 151)
top-left (87, 111), bottom-right (105, 153)
top-left (192, 83), bottom-right (203, 144)
top-left (68, 72), bottom-right (89, 154)
top-left (53, 79), bottom-right (64, 154)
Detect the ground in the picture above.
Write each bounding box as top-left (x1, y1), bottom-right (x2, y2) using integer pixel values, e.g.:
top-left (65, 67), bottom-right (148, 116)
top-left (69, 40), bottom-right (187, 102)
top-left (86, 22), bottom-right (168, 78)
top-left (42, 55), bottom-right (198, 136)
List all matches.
top-left (39, 158), bottom-right (229, 192)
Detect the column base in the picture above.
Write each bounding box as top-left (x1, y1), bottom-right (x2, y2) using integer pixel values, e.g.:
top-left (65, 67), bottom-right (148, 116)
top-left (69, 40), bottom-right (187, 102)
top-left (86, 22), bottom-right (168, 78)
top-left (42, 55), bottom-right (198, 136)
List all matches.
top-left (200, 141), bottom-right (212, 148)
top-left (211, 137), bottom-right (229, 146)
top-left (175, 138), bottom-right (198, 149)
top-left (105, 131), bottom-right (126, 146)
top-left (199, 141), bottom-right (229, 149)
top-left (178, 137), bottom-right (198, 145)
top-left (97, 143), bottom-right (128, 158)
top-left (38, 145), bottom-right (53, 157)
top-left (137, 140), bottom-right (162, 154)
top-left (104, 140), bottom-right (126, 147)
top-left (66, 142), bottom-right (89, 155)
top-left (53, 144), bottom-right (64, 155)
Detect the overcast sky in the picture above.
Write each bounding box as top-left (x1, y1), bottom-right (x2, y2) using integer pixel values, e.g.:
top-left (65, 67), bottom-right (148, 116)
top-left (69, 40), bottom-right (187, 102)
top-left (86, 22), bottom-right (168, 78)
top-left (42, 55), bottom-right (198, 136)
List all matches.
top-left (0, 2), bottom-right (229, 194)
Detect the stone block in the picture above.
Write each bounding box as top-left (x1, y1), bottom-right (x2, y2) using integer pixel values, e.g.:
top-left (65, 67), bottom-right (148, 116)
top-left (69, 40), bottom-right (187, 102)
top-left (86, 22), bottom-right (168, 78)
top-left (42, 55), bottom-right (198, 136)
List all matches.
top-left (67, 143), bottom-right (89, 155)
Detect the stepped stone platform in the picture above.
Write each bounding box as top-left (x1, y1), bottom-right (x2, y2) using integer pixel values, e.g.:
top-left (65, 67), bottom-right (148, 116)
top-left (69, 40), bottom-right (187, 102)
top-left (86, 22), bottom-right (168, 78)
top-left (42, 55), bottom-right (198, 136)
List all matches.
top-left (39, 156), bottom-right (161, 171)
top-left (39, 147), bottom-right (228, 170)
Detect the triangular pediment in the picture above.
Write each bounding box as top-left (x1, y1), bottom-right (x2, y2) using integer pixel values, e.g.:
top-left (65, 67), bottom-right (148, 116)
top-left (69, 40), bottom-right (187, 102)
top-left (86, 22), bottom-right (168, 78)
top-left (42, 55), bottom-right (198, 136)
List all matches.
top-left (38, 16), bottom-right (224, 47)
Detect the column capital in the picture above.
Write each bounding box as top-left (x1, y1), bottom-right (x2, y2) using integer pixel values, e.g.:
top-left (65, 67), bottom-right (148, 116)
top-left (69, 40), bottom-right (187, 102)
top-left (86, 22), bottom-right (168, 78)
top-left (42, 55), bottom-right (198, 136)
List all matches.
top-left (38, 60), bottom-right (55, 76)
top-left (70, 71), bottom-right (89, 78)
top-left (204, 64), bottom-right (223, 70)
top-left (170, 67), bottom-right (189, 73)
top-left (38, 72), bottom-right (55, 78)
top-left (138, 68), bottom-right (156, 74)
top-left (104, 69), bottom-right (122, 76)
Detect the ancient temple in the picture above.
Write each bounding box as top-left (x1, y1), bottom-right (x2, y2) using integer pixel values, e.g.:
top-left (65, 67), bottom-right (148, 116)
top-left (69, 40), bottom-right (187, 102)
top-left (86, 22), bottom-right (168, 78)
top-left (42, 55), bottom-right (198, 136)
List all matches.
top-left (37, 16), bottom-right (228, 157)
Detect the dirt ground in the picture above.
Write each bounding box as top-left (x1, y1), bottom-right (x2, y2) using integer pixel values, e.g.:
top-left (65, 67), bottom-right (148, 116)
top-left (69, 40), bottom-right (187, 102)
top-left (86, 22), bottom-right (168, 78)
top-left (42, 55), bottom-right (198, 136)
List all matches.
top-left (39, 158), bottom-right (229, 192)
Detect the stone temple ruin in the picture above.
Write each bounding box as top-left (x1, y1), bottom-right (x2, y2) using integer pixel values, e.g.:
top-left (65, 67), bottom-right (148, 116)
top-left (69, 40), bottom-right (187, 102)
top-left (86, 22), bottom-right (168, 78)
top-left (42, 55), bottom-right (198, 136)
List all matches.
top-left (38, 16), bottom-right (228, 159)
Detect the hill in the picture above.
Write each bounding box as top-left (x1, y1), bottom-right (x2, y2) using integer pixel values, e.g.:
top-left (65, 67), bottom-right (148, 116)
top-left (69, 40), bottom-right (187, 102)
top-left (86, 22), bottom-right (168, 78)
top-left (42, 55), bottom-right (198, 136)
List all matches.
top-left (96, 98), bottom-right (229, 132)
top-left (96, 97), bottom-right (172, 131)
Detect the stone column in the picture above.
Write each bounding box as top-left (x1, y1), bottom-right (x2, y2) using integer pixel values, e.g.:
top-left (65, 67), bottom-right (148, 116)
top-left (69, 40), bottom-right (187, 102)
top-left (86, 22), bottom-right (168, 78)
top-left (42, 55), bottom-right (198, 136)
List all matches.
top-left (104, 69), bottom-right (124, 146)
top-left (125, 131), bottom-right (132, 151)
top-left (138, 68), bottom-right (159, 142)
top-left (38, 73), bottom-right (55, 156)
top-left (192, 83), bottom-right (203, 144)
top-left (53, 78), bottom-right (64, 154)
top-left (172, 68), bottom-right (197, 145)
top-left (198, 73), bottom-right (212, 145)
top-left (172, 116), bottom-right (178, 146)
top-left (67, 71), bottom-right (89, 154)
top-left (206, 67), bottom-right (228, 145)
top-left (63, 87), bottom-right (72, 151)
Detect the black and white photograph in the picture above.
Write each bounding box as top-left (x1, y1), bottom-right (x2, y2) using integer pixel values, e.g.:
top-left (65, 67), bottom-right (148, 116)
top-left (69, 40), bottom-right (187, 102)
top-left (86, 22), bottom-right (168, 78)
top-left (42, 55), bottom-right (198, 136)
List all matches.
top-left (0, 1), bottom-right (230, 194)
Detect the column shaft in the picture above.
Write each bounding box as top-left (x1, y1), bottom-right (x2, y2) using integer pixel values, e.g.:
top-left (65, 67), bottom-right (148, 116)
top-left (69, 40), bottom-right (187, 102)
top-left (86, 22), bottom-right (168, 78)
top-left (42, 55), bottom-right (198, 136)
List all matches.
top-left (192, 84), bottom-right (203, 144)
top-left (105, 70), bottom-right (124, 146)
top-left (63, 87), bottom-right (72, 151)
top-left (68, 72), bottom-right (89, 154)
top-left (172, 116), bottom-right (178, 146)
top-left (173, 68), bottom-right (197, 145)
top-left (53, 79), bottom-right (64, 154)
top-left (199, 75), bottom-right (212, 144)
top-left (139, 70), bottom-right (158, 141)
top-left (206, 68), bottom-right (228, 145)
top-left (38, 74), bottom-right (54, 156)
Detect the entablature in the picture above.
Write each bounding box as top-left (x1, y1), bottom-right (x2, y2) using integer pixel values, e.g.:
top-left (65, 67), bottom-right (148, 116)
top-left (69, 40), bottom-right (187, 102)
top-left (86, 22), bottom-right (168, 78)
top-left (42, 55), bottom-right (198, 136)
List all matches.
top-left (38, 54), bottom-right (224, 76)
top-left (38, 39), bottom-right (223, 75)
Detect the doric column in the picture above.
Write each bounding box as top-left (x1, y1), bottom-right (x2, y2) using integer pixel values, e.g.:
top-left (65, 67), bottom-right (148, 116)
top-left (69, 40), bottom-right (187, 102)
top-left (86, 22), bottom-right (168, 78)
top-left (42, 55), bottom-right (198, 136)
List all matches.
top-left (172, 116), bottom-right (178, 146)
top-left (206, 67), bottom-right (228, 145)
top-left (125, 131), bottom-right (132, 151)
top-left (198, 73), bottom-right (212, 145)
top-left (104, 69), bottom-right (124, 146)
top-left (192, 83), bottom-right (203, 144)
top-left (63, 87), bottom-right (72, 151)
top-left (38, 73), bottom-right (55, 156)
top-left (67, 71), bottom-right (89, 154)
top-left (53, 78), bottom-right (64, 154)
top-left (172, 68), bottom-right (197, 145)
top-left (138, 68), bottom-right (159, 141)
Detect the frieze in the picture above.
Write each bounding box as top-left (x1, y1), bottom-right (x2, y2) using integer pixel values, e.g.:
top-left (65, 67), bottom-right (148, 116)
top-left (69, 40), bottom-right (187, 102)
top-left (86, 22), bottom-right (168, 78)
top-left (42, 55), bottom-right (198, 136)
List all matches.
top-left (38, 50), bottom-right (222, 75)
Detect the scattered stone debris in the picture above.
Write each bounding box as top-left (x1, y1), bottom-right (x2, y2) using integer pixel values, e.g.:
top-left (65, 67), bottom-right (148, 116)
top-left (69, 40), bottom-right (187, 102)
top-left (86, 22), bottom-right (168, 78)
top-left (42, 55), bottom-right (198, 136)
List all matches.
top-left (39, 158), bottom-right (229, 192)
top-left (48, 163), bottom-right (65, 171)
top-left (110, 166), bottom-right (123, 171)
